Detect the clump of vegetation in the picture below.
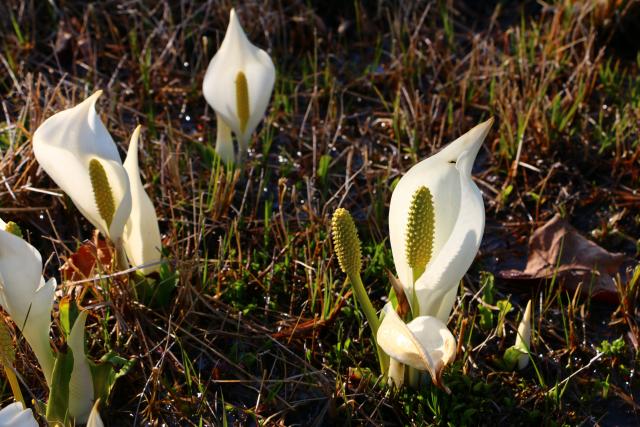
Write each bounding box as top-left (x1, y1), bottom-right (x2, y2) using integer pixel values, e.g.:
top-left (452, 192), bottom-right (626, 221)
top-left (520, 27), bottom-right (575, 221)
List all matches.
top-left (0, 0), bottom-right (638, 424)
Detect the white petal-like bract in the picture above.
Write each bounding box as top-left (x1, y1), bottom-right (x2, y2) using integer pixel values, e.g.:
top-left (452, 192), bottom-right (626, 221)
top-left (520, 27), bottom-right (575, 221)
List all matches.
top-left (377, 304), bottom-right (456, 388)
top-left (0, 402), bottom-right (38, 427)
top-left (87, 400), bottom-right (104, 427)
top-left (123, 126), bottom-right (162, 274)
top-left (0, 222), bottom-right (55, 385)
top-left (32, 91), bottom-right (132, 242)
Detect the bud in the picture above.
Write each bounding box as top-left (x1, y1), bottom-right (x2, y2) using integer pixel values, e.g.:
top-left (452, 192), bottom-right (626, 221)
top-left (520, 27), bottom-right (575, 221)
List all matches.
top-left (405, 186), bottom-right (435, 272)
top-left (331, 208), bottom-right (362, 277)
top-left (89, 159), bottom-right (116, 228)
top-left (3, 222), bottom-right (22, 239)
top-left (235, 71), bottom-right (250, 133)
top-left (514, 299), bottom-right (533, 369)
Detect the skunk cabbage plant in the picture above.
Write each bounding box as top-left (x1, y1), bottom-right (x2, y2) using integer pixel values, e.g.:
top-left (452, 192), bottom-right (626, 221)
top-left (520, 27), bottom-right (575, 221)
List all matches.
top-left (378, 119), bottom-right (493, 388)
top-left (504, 299), bottom-right (533, 370)
top-left (202, 9), bottom-right (276, 164)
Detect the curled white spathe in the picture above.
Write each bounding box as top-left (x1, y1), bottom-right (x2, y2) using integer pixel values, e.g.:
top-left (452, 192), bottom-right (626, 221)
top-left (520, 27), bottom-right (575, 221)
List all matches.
top-left (377, 304), bottom-right (456, 388)
top-left (0, 402), bottom-right (38, 427)
top-left (123, 125), bottom-right (162, 274)
top-left (32, 91), bottom-right (132, 243)
top-left (0, 220), bottom-right (55, 386)
top-left (389, 119), bottom-right (493, 321)
top-left (202, 8), bottom-right (276, 160)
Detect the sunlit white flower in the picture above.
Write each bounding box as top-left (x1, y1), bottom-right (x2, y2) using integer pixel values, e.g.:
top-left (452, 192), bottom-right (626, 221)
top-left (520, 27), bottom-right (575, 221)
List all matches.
top-left (123, 125), bottom-right (162, 274)
top-left (33, 91), bottom-right (132, 244)
top-left (0, 402), bottom-right (38, 427)
top-left (379, 119), bottom-right (493, 387)
top-left (202, 8), bottom-right (276, 163)
top-left (389, 119), bottom-right (493, 321)
top-left (0, 220), bottom-right (55, 386)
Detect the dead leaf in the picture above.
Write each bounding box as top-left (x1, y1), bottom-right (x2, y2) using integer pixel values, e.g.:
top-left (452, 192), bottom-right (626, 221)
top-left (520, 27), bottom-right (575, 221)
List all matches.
top-left (387, 269), bottom-right (410, 318)
top-left (499, 214), bottom-right (628, 303)
top-left (60, 230), bottom-right (112, 281)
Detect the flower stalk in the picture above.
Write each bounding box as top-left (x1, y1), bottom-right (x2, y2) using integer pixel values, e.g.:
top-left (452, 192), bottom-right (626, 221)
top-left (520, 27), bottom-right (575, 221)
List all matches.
top-left (332, 208), bottom-right (388, 374)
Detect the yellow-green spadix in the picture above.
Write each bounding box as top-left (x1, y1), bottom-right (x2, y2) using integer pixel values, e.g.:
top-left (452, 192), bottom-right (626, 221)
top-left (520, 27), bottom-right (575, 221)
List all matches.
top-left (202, 8), bottom-right (276, 163)
top-left (32, 91), bottom-right (132, 244)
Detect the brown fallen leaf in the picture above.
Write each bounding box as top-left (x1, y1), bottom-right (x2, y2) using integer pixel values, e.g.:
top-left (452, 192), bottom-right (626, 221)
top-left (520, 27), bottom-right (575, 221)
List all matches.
top-left (60, 230), bottom-right (113, 281)
top-left (499, 214), bottom-right (628, 303)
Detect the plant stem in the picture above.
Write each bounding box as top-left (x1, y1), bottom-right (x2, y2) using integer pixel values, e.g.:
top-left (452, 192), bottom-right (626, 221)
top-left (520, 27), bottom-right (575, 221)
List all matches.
top-left (407, 365), bottom-right (420, 388)
top-left (388, 359), bottom-right (405, 388)
top-left (4, 365), bottom-right (25, 408)
top-left (114, 239), bottom-right (129, 271)
top-left (349, 273), bottom-right (389, 374)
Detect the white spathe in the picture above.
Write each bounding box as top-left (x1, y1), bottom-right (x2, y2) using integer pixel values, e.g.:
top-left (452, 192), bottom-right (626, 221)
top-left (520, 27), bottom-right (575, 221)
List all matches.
top-left (389, 119), bottom-right (493, 321)
top-left (32, 91), bottom-right (132, 243)
top-left (214, 112), bottom-right (235, 165)
top-left (86, 400), bottom-right (104, 427)
top-left (0, 402), bottom-right (38, 427)
top-left (377, 304), bottom-right (456, 389)
top-left (123, 125), bottom-right (162, 274)
top-left (67, 311), bottom-right (94, 423)
top-left (202, 8), bottom-right (276, 160)
top-left (0, 220), bottom-right (55, 386)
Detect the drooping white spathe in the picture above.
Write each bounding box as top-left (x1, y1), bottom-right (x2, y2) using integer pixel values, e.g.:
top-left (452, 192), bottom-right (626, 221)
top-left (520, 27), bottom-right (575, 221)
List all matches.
top-left (202, 8), bottom-right (276, 162)
top-left (32, 91), bottom-right (132, 244)
top-left (389, 119), bottom-right (493, 321)
top-left (379, 119), bottom-right (492, 387)
top-left (67, 311), bottom-right (94, 423)
top-left (377, 304), bottom-right (456, 388)
top-left (123, 126), bottom-right (162, 274)
top-left (0, 220), bottom-right (56, 386)
top-left (0, 402), bottom-right (38, 427)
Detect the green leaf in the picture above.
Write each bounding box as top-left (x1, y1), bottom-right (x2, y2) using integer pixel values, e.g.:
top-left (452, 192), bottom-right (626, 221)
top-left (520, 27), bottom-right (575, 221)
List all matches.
top-left (478, 305), bottom-right (493, 330)
top-left (134, 265), bottom-right (178, 308)
top-left (46, 350), bottom-right (74, 425)
top-left (503, 346), bottom-right (525, 371)
top-left (90, 351), bottom-right (136, 404)
top-left (59, 297), bottom-right (79, 339)
top-left (89, 361), bottom-right (115, 405)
